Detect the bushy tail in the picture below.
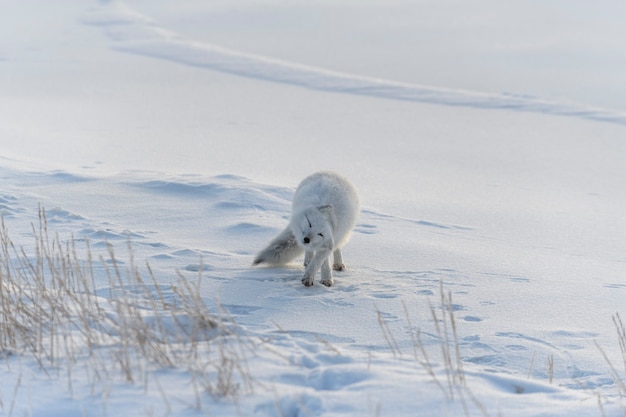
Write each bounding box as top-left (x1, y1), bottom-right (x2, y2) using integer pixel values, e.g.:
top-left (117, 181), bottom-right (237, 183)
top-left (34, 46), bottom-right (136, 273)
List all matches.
top-left (253, 227), bottom-right (303, 266)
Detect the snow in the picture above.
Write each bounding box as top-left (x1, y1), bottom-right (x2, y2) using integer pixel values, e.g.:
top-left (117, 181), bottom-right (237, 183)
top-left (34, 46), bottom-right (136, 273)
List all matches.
top-left (2, 0), bottom-right (626, 416)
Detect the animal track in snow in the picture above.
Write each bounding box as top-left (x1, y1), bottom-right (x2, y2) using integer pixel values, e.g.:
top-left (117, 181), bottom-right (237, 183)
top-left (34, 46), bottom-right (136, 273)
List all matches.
top-left (354, 223), bottom-right (378, 234)
top-left (183, 263), bottom-right (214, 272)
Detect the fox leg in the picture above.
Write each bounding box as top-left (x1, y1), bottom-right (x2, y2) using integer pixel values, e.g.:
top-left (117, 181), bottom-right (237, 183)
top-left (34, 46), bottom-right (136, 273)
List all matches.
top-left (301, 248), bottom-right (331, 287)
top-left (304, 250), bottom-right (313, 267)
top-left (320, 258), bottom-right (333, 287)
top-left (332, 249), bottom-right (346, 271)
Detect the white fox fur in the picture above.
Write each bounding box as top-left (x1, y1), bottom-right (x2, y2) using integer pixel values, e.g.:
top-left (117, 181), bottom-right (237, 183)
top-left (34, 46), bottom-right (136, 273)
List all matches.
top-left (253, 171), bottom-right (360, 287)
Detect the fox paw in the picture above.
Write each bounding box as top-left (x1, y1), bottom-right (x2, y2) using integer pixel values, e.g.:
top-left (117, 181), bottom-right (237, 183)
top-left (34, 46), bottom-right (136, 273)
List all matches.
top-left (320, 279), bottom-right (334, 287)
top-left (301, 274), bottom-right (314, 287)
top-left (333, 263), bottom-right (346, 271)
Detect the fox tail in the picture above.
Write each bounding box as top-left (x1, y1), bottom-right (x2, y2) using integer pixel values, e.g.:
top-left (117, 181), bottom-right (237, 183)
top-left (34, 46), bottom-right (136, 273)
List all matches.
top-left (253, 227), bottom-right (303, 266)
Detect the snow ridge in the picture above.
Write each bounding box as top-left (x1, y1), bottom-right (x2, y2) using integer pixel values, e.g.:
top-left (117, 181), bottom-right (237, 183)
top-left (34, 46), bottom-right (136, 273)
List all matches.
top-left (85, 1), bottom-right (626, 126)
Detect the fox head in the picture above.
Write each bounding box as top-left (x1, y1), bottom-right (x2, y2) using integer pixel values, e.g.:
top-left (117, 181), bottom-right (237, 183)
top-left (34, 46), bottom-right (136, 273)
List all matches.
top-left (291, 205), bottom-right (335, 250)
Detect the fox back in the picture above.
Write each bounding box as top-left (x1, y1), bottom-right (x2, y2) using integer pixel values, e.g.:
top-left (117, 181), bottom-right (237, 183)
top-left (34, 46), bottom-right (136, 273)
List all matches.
top-left (290, 171), bottom-right (359, 250)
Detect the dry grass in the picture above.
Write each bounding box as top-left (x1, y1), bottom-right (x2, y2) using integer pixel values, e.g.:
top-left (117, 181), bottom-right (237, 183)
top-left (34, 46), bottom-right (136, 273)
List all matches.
top-left (378, 281), bottom-right (490, 417)
top-left (377, 282), bottom-right (467, 400)
top-left (383, 285), bottom-right (626, 417)
top-left (596, 312), bottom-right (626, 415)
top-left (0, 208), bottom-right (254, 407)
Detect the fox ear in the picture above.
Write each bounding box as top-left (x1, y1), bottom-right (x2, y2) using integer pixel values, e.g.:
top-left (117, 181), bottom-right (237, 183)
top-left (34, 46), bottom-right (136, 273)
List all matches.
top-left (317, 204), bottom-right (333, 213)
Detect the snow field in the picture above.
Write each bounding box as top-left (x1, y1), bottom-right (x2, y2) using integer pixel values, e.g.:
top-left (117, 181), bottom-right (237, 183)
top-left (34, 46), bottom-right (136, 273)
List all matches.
top-left (0, 167), bottom-right (624, 416)
top-left (2, 0), bottom-right (626, 415)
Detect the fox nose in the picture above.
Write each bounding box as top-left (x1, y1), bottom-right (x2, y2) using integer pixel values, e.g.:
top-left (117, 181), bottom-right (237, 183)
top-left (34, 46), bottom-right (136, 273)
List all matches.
top-left (303, 237), bottom-right (310, 244)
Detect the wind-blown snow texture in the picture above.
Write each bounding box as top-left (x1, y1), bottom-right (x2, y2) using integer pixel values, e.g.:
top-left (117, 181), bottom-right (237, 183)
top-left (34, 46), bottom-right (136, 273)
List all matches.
top-left (2, 0), bottom-right (626, 416)
top-left (84, 1), bottom-right (626, 126)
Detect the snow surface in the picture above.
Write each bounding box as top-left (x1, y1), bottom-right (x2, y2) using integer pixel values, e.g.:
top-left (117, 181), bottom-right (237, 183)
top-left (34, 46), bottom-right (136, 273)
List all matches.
top-left (2, 0), bottom-right (626, 416)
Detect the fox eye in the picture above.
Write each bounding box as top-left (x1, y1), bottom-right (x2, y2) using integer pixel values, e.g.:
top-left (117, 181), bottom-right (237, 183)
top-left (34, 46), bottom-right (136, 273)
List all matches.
top-left (318, 233), bottom-right (324, 237)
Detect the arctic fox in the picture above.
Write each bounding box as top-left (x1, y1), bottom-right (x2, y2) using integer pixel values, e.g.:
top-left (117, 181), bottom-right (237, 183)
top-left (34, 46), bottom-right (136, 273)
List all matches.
top-left (253, 171), bottom-right (360, 287)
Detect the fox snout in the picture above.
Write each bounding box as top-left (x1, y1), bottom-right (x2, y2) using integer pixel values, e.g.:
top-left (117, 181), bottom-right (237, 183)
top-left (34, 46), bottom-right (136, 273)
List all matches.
top-left (302, 234), bottom-right (321, 246)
